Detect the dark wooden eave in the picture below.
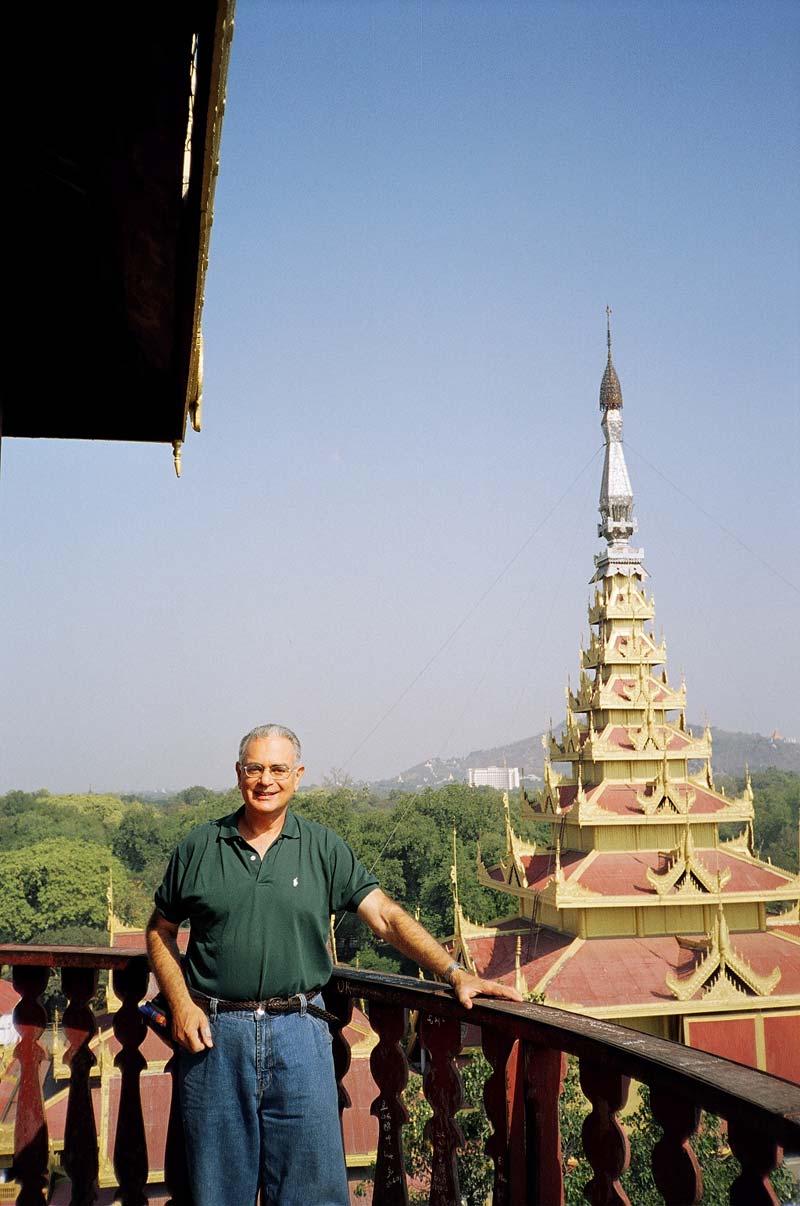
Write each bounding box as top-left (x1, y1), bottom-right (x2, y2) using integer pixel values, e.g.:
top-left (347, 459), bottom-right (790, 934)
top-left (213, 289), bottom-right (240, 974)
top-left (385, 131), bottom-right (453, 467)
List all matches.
top-left (4, 0), bottom-right (234, 445)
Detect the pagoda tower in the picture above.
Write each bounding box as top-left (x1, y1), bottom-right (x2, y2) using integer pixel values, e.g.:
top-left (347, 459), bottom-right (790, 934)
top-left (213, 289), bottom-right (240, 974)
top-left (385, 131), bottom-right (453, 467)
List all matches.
top-left (452, 316), bottom-right (800, 1080)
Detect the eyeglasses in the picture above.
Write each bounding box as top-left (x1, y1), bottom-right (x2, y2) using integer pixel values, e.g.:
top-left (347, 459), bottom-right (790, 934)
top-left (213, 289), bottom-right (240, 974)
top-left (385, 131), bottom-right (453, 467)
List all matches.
top-left (240, 762), bottom-right (296, 782)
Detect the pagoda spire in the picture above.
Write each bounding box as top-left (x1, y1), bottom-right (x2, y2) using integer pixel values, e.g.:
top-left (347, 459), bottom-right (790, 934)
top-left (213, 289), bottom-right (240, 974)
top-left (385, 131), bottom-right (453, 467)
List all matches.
top-left (593, 308), bottom-right (645, 581)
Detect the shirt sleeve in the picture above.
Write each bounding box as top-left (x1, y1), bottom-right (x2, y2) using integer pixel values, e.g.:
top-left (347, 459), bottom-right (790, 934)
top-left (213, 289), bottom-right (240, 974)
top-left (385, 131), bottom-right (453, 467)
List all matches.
top-left (153, 845), bottom-right (190, 924)
top-left (328, 833), bottom-right (379, 913)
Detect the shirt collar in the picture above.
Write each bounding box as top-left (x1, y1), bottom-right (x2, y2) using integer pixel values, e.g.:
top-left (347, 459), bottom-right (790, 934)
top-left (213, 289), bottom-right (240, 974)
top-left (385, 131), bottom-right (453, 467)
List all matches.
top-left (217, 807), bottom-right (300, 842)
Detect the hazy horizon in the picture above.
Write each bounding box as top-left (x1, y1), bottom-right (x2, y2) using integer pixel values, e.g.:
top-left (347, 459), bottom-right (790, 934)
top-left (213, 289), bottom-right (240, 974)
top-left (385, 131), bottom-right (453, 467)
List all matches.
top-left (2, 1), bottom-right (798, 793)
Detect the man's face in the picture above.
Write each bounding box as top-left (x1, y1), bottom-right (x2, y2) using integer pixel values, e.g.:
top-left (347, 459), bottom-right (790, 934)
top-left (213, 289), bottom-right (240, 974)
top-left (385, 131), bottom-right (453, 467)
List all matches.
top-left (236, 735), bottom-right (305, 822)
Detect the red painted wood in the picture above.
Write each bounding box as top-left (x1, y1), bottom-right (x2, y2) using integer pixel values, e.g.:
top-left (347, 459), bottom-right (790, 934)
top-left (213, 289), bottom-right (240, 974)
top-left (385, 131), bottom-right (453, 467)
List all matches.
top-left (522, 1042), bottom-right (566, 1206)
top-left (649, 1087), bottom-right (702, 1206)
top-left (728, 1119), bottom-right (781, 1206)
top-left (61, 965), bottom-right (100, 1206)
top-left (111, 957), bottom-right (150, 1206)
top-left (369, 1001), bottom-right (410, 1206)
top-left (11, 964), bottom-right (50, 1206)
top-left (420, 1012), bottom-right (464, 1206)
top-left (323, 982), bottom-right (355, 1115)
top-left (481, 1025), bottom-right (516, 1206)
top-left (763, 1014), bottom-right (800, 1083)
top-left (579, 1057), bottom-right (631, 1206)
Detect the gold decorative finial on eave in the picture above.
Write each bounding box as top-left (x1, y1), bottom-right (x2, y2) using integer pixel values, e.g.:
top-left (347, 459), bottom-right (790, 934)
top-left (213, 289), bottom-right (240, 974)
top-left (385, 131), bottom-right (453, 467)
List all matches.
top-left (515, 935), bottom-right (528, 997)
top-left (554, 832), bottom-right (564, 884)
top-left (449, 827), bottom-right (460, 916)
top-left (172, 440), bottom-right (183, 478)
top-left (107, 865), bottom-right (114, 935)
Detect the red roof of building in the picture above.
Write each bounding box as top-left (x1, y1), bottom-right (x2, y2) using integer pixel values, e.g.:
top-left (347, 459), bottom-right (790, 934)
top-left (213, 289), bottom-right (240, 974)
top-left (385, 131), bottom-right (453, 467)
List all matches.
top-left (506, 846), bottom-right (794, 901)
top-left (570, 848), bottom-right (796, 897)
top-left (0, 980), bottom-right (19, 1013)
top-left (463, 918), bottom-right (576, 988)
top-left (609, 676), bottom-right (670, 703)
top-left (557, 781), bottom-right (737, 817)
top-left (605, 726), bottom-right (692, 753)
top-left (463, 928), bottom-right (800, 1011)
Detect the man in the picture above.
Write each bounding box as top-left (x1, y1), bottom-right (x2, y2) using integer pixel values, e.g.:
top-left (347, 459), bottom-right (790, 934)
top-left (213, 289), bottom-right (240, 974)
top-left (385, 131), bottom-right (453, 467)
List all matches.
top-left (146, 723), bottom-right (522, 1206)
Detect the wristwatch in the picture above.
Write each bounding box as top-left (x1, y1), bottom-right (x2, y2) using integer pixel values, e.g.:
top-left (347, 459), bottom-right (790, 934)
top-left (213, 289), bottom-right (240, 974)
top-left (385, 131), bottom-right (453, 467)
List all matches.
top-left (443, 960), bottom-right (466, 984)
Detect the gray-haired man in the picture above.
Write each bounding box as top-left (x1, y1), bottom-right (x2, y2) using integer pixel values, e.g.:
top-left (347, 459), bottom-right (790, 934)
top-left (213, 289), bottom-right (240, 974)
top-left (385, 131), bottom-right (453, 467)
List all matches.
top-left (147, 723), bottom-right (521, 1205)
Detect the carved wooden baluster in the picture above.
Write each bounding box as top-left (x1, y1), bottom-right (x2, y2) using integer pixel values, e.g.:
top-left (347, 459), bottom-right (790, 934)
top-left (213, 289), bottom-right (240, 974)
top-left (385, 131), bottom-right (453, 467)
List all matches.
top-left (522, 1041), bottom-right (566, 1206)
top-left (481, 1025), bottom-right (515, 1206)
top-left (579, 1056), bottom-right (631, 1206)
top-left (11, 964), bottom-right (50, 1206)
top-left (727, 1119), bottom-right (782, 1206)
top-left (369, 1002), bottom-right (410, 1206)
top-left (111, 957), bottom-right (150, 1206)
top-left (61, 965), bottom-right (100, 1206)
top-left (649, 1087), bottom-right (702, 1206)
top-left (419, 1011), bottom-right (463, 1206)
top-left (322, 983), bottom-right (354, 1118)
top-left (11, 964), bottom-right (51, 1206)
top-left (163, 1046), bottom-right (192, 1206)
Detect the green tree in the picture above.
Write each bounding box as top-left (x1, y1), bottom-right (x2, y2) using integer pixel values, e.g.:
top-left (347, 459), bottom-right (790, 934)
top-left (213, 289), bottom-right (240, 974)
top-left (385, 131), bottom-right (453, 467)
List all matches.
top-left (0, 838), bottom-right (147, 943)
top-left (112, 804), bottom-right (170, 872)
top-left (623, 1083), bottom-right (797, 1205)
top-left (558, 1062), bottom-right (797, 1206)
top-left (402, 1053), bottom-right (493, 1206)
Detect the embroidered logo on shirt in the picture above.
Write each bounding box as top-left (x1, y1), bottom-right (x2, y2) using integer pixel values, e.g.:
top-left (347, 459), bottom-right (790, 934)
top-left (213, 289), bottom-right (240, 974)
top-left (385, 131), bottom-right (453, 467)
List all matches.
top-left (293, 877), bottom-right (299, 887)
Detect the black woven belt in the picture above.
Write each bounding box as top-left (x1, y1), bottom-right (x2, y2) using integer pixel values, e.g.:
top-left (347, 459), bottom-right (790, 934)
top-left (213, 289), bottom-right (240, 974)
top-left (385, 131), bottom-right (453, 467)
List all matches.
top-left (190, 987), bottom-right (339, 1026)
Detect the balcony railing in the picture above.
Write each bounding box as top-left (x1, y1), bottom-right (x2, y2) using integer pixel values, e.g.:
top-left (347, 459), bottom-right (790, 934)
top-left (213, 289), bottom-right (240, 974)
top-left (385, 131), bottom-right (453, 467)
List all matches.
top-left (1, 945), bottom-right (798, 1205)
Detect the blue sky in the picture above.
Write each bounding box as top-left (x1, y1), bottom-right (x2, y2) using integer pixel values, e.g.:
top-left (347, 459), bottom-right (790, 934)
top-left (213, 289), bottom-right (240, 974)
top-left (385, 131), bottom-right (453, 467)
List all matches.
top-left (2, 0), bottom-right (798, 792)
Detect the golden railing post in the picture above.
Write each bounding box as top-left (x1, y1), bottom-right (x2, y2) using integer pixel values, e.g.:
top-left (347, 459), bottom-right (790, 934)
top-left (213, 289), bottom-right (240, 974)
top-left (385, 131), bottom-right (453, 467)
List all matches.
top-left (61, 965), bottom-right (100, 1206)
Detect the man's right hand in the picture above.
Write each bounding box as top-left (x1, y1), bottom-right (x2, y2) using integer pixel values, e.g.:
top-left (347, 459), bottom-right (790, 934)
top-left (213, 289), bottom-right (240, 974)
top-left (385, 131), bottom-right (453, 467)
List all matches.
top-left (172, 1002), bottom-right (214, 1052)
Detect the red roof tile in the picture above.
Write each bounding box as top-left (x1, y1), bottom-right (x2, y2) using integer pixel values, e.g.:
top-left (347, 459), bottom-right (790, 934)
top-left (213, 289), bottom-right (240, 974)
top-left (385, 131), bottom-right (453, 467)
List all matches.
top-left (0, 980), bottom-right (19, 1013)
top-left (541, 932), bottom-right (800, 1008)
top-left (562, 781), bottom-right (732, 817)
top-left (572, 848), bottom-right (796, 897)
top-left (464, 920), bottom-right (576, 989)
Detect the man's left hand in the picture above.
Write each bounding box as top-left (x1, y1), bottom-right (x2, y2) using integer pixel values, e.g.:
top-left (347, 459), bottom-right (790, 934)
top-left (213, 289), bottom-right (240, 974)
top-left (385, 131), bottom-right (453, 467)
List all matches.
top-left (449, 969), bottom-right (524, 1009)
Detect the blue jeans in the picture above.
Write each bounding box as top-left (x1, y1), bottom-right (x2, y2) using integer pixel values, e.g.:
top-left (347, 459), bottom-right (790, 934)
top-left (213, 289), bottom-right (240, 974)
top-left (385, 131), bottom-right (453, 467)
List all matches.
top-left (178, 994), bottom-right (349, 1206)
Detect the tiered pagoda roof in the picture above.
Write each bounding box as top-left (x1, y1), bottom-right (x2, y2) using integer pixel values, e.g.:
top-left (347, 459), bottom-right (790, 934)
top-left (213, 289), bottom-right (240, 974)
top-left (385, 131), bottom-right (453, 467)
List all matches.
top-left (451, 316), bottom-right (800, 1080)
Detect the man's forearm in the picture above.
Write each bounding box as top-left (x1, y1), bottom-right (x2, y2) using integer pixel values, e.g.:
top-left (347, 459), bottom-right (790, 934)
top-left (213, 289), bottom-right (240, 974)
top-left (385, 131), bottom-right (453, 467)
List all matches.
top-left (363, 895), bottom-right (458, 980)
top-left (356, 888), bottom-right (524, 1009)
top-left (145, 910), bottom-right (214, 1052)
top-left (145, 910), bottom-right (193, 1011)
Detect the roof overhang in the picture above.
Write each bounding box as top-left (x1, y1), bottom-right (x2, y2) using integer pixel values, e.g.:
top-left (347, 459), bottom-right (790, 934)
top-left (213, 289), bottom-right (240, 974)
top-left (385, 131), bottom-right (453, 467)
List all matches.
top-left (5, 0), bottom-right (235, 448)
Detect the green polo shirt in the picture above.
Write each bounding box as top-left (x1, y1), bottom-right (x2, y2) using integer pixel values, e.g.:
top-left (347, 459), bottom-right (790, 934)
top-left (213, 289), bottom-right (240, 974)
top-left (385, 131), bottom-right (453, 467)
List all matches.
top-left (153, 808), bottom-right (379, 1000)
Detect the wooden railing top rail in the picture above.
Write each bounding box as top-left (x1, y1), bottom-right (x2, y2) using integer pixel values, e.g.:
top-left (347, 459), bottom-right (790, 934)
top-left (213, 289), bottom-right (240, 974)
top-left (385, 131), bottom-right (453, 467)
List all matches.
top-left (328, 967), bottom-right (800, 1150)
top-left (2, 945), bottom-right (798, 1152)
top-left (0, 944), bottom-right (138, 970)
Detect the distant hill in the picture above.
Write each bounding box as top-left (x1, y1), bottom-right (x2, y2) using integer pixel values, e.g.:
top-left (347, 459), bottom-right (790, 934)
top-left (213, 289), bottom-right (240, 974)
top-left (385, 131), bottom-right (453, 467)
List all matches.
top-left (374, 725), bottom-right (800, 792)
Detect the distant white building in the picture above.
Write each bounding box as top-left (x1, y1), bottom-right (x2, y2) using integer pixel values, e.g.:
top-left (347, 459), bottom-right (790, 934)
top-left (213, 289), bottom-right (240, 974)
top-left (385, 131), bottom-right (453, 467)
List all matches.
top-left (468, 766), bottom-right (520, 790)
